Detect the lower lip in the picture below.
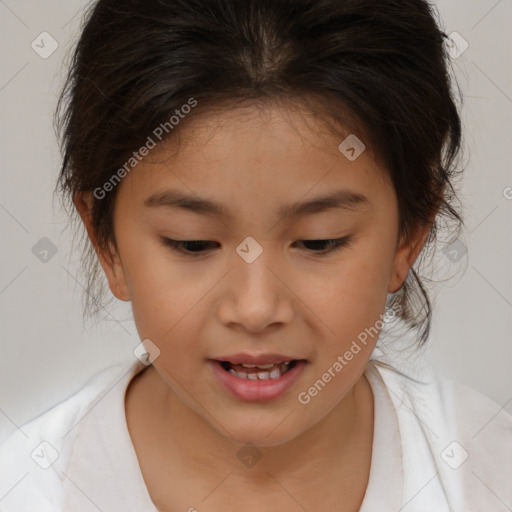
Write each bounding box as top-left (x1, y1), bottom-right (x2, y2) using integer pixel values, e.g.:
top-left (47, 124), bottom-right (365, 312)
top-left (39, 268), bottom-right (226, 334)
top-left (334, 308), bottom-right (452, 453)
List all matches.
top-left (208, 360), bottom-right (307, 402)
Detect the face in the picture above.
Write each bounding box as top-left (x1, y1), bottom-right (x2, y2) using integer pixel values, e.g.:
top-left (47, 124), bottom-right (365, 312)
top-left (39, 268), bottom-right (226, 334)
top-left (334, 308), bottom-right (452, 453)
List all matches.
top-left (79, 102), bottom-right (427, 446)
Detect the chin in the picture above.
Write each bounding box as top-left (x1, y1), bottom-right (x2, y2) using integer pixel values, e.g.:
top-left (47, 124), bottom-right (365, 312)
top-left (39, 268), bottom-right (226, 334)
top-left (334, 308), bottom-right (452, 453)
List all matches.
top-left (221, 419), bottom-right (303, 448)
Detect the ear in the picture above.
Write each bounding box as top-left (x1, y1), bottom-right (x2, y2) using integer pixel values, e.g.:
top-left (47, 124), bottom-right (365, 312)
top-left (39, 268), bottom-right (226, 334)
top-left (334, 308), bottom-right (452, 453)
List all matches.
top-left (388, 222), bottom-right (432, 293)
top-left (73, 192), bottom-right (130, 301)
top-left (389, 185), bottom-right (445, 293)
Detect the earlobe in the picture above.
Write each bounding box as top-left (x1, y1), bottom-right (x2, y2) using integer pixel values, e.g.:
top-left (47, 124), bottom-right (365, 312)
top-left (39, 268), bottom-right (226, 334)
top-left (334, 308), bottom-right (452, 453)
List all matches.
top-left (73, 192), bottom-right (130, 302)
top-left (97, 243), bottom-right (131, 302)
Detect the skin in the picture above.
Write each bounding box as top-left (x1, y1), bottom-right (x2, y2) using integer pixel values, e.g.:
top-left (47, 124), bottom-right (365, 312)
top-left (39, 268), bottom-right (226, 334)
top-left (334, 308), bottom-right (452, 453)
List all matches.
top-left (75, 102), bottom-right (432, 511)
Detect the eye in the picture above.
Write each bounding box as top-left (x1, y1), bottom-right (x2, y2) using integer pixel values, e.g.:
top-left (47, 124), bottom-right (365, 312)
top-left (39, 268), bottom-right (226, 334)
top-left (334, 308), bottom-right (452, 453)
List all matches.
top-left (294, 237), bottom-right (352, 255)
top-left (160, 238), bottom-right (219, 255)
top-left (160, 236), bottom-right (352, 257)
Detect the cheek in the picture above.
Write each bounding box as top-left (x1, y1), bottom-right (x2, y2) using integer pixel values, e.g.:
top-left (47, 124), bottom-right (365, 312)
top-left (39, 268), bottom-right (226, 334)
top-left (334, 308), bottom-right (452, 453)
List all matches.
top-left (301, 242), bottom-right (393, 352)
top-left (121, 234), bottom-right (217, 364)
top-left (324, 249), bottom-right (391, 306)
top-left (117, 230), bottom-right (183, 335)
top-left (129, 271), bottom-right (196, 342)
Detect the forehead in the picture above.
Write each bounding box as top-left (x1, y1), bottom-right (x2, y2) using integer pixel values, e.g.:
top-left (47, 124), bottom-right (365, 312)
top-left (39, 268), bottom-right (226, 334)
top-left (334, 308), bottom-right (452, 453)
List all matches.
top-left (156, 102), bottom-right (373, 169)
top-left (118, 103), bottom-right (393, 215)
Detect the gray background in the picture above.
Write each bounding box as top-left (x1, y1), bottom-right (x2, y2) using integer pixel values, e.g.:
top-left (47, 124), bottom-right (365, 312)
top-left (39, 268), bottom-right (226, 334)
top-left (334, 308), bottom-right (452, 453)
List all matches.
top-left (0, 0), bottom-right (511, 443)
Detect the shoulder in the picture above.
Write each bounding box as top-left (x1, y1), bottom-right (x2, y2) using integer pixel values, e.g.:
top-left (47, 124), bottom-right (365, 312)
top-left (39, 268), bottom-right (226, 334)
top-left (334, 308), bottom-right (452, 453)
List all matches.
top-left (0, 360), bottom-right (139, 511)
top-left (378, 361), bottom-right (512, 439)
top-left (372, 360), bottom-right (512, 510)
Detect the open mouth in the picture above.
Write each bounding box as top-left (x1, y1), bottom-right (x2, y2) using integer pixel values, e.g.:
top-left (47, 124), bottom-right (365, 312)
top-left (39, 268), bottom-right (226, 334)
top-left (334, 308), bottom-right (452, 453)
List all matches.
top-left (219, 360), bottom-right (298, 380)
top-left (210, 358), bottom-right (307, 401)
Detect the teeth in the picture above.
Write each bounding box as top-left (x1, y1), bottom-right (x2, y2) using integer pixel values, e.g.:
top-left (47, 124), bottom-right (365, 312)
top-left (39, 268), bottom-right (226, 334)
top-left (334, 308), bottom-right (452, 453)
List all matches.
top-left (269, 367), bottom-right (281, 378)
top-left (225, 360), bottom-right (297, 381)
top-left (229, 369), bottom-right (247, 379)
top-left (241, 363), bottom-right (277, 369)
top-left (228, 365), bottom-right (287, 380)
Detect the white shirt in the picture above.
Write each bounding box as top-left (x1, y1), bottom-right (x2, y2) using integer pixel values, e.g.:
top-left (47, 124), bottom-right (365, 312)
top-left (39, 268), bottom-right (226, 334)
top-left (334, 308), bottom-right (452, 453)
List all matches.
top-left (0, 358), bottom-right (511, 511)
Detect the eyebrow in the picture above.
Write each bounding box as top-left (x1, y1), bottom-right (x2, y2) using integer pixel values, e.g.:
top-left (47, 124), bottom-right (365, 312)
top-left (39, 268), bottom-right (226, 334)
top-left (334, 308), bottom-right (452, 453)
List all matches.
top-left (144, 189), bottom-right (371, 219)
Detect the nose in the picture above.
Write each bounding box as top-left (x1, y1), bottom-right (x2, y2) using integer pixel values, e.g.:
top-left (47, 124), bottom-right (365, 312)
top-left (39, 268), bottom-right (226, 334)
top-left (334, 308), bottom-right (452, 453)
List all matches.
top-left (216, 251), bottom-right (294, 334)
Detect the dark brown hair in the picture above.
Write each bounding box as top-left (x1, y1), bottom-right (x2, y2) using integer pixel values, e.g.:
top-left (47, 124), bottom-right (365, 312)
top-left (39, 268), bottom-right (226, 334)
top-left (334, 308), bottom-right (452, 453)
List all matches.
top-left (55, 0), bottom-right (464, 346)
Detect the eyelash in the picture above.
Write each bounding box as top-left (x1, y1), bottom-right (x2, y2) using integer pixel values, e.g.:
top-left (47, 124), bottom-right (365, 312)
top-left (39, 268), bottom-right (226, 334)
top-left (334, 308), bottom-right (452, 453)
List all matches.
top-left (160, 237), bottom-right (352, 257)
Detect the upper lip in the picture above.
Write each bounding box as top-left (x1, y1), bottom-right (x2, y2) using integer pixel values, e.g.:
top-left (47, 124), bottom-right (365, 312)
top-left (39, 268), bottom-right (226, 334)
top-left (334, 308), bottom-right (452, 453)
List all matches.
top-left (212, 353), bottom-right (304, 365)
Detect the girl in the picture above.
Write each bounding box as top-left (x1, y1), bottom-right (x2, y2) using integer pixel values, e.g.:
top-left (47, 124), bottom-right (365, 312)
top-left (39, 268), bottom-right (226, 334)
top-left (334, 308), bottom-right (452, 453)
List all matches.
top-left (1, 0), bottom-right (510, 510)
